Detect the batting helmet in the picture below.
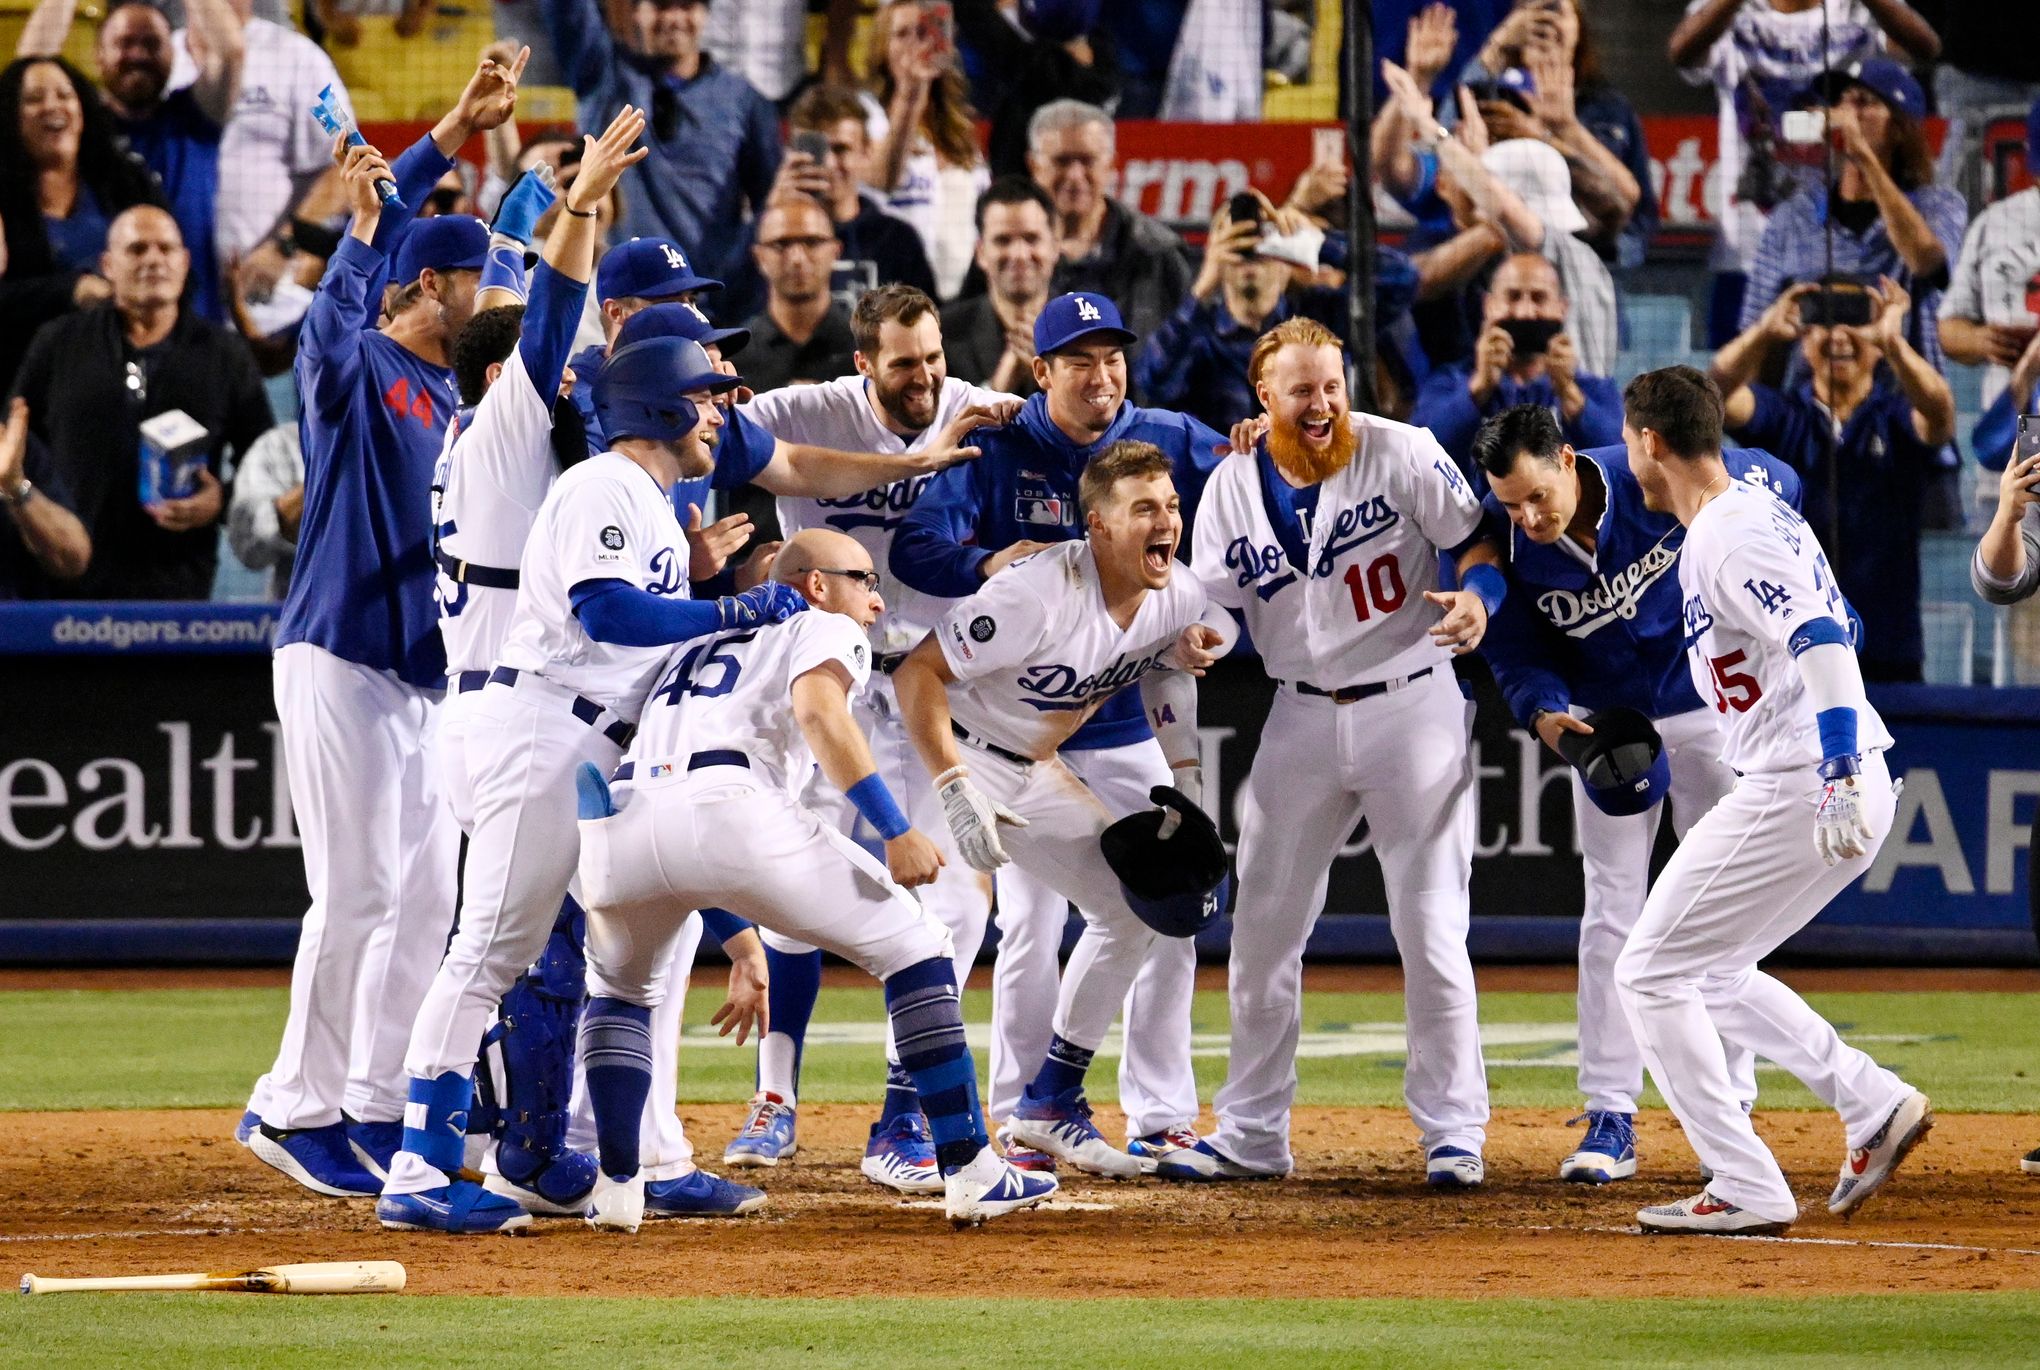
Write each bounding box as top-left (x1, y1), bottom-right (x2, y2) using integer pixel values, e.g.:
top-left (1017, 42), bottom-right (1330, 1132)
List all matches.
top-left (1554, 707), bottom-right (1670, 817)
top-left (1100, 786), bottom-right (1232, 938)
top-left (592, 337), bottom-right (739, 445)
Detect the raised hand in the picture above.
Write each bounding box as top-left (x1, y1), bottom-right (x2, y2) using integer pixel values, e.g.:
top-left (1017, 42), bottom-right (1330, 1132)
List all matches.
top-left (570, 105), bottom-right (650, 209)
top-left (683, 502), bottom-right (752, 581)
top-left (454, 44), bottom-right (529, 134)
top-left (1405, 2), bottom-right (1460, 89)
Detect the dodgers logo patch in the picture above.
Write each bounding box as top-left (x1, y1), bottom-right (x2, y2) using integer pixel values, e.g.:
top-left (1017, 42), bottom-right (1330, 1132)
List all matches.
top-left (970, 615), bottom-right (997, 642)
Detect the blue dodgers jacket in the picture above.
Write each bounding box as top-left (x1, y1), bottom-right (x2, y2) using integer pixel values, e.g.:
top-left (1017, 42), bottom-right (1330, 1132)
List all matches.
top-left (1478, 444), bottom-right (1802, 726)
top-left (891, 392), bottom-right (1229, 749)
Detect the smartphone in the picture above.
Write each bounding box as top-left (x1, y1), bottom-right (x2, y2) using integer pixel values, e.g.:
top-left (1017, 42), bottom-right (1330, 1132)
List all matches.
top-left (1498, 317), bottom-right (1562, 356)
top-left (1227, 191), bottom-right (1264, 233)
top-left (1798, 288), bottom-right (1875, 329)
top-left (790, 129), bottom-right (829, 163)
top-left (2018, 415), bottom-right (2040, 477)
top-left (918, 1), bottom-right (954, 59)
top-left (1312, 126), bottom-right (1345, 168)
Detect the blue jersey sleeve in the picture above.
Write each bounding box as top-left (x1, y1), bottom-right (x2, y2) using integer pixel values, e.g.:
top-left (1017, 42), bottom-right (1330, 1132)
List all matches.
top-left (295, 236), bottom-right (384, 421)
top-left (1479, 572), bottom-right (1574, 727)
top-left (570, 578), bottom-right (725, 646)
top-left (1410, 364), bottom-right (1485, 468)
top-left (515, 262), bottom-right (589, 406)
top-left (541, 0), bottom-right (617, 97)
top-left (711, 409), bottom-right (776, 489)
top-left (1566, 377), bottom-right (1626, 450)
top-left (891, 459), bottom-right (991, 597)
top-left (368, 135), bottom-right (458, 262)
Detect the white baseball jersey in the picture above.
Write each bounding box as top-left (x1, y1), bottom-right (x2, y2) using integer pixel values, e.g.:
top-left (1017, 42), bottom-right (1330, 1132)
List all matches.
top-left (748, 375), bottom-right (1016, 656)
top-left (433, 346), bottom-right (560, 675)
top-left (1191, 414), bottom-right (1483, 688)
top-left (496, 452), bottom-right (688, 720)
top-left (1677, 481), bottom-right (1892, 776)
top-left (626, 610), bottom-right (872, 793)
top-left (936, 540), bottom-right (1215, 761)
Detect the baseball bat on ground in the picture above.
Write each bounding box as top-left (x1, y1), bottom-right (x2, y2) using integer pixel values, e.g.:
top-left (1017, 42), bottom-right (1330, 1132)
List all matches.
top-left (19, 1260), bottom-right (405, 1295)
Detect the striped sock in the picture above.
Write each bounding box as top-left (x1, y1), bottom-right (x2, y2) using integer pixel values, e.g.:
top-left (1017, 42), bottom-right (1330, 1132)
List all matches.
top-left (878, 1062), bottom-right (919, 1126)
top-left (1027, 1034), bottom-right (1095, 1101)
top-left (883, 957), bottom-right (987, 1173)
top-left (580, 996), bottom-right (653, 1179)
top-left (401, 1071), bottom-right (474, 1176)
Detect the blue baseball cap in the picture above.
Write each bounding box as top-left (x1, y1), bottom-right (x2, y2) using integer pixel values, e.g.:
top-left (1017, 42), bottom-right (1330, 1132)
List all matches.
top-left (393, 215), bottom-right (489, 286)
top-left (1033, 291), bottom-right (1138, 357)
top-left (1809, 56), bottom-right (1925, 120)
top-left (616, 300), bottom-right (751, 360)
top-left (1555, 708), bottom-right (1671, 818)
top-left (596, 237), bottom-right (722, 303)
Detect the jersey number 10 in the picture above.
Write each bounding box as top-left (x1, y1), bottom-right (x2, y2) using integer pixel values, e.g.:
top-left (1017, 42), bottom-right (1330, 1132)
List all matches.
top-left (1342, 554), bottom-right (1407, 622)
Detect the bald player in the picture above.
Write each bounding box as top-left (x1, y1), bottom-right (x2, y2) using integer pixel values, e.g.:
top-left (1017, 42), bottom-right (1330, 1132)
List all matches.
top-left (573, 527), bottom-right (1059, 1229)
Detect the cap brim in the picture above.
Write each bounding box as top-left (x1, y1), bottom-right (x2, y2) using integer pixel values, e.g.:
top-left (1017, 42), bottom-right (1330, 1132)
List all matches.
top-left (639, 274), bottom-right (724, 298)
top-left (1039, 324), bottom-right (1139, 356)
top-left (706, 326), bottom-right (750, 359)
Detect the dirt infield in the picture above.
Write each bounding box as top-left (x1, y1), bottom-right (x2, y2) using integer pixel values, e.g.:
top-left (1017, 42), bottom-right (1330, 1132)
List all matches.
top-left (5, 1104), bottom-right (2036, 1300)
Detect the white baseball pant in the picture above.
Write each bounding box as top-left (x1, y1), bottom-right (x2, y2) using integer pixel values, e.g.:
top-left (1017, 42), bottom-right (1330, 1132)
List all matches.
top-left (433, 679), bottom-right (487, 834)
top-left (1212, 670), bottom-right (1489, 1171)
top-left (986, 738), bottom-right (1199, 1138)
top-left (1616, 751), bottom-right (1910, 1222)
top-left (1571, 705), bottom-right (1756, 1117)
top-left (578, 764), bottom-right (956, 997)
top-left (251, 643), bottom-right (457, 1131)
top-left (754, 676), bottom-right (992, 1091)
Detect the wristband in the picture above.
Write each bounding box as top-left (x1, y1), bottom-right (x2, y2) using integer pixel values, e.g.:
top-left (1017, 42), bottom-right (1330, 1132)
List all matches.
top-left (290, 216), bottom-right (343, 258)
top-left (1815, 706), bottom-right (1860, 781)
top-left (933, 764), bottom-right (968, 789)
top-left (562, 202), bottom-right (598, 219)
top-left (846, 773), bottom-right (912, 841)
top-left (1461, 563), bottom-right (1506, 617)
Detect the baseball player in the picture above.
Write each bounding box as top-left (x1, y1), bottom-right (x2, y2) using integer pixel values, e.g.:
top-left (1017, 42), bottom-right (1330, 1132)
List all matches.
top-left (1617, 366), bottom-right (1930, 1235)
top-left (891, 292), bottom-right (1229, 1174)
top-left (892, 441), bottom-right (1236, 1179)
top-left (572, 527), bottom-right (1060, 1230)
top-left (241, 56), bottom-right (524, 1198)
top-left (1470, 404), bottom-right (1803, 1184)
top-left (1182, 316), bottom-right (1505, 1187)
top-left (706, 284), bottom-right (1018, 1192)
top-left (376, 335), bottom-right (804, 1234)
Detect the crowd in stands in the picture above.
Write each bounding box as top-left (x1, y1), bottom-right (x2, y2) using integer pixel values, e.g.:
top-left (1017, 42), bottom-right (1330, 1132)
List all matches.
top-left (1, 0), bottom-right (2038, 682)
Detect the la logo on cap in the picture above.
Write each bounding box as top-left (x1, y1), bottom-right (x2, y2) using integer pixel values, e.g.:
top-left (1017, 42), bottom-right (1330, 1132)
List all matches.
top-left (1075, 296), bottom-right (1101, 322)
top-left (683, 302), bottom-right (711, 324)
top-left (662, 244), bottom-right (688, 272)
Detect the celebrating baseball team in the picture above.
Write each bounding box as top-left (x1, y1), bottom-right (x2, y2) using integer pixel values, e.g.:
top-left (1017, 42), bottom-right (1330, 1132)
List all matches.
top-left (235, 50), bottom-right (1931, 1241)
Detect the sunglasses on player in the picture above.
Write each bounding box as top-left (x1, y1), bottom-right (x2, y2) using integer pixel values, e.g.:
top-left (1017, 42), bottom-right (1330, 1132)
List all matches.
top-left (811, 568), bottom-right (882, 591)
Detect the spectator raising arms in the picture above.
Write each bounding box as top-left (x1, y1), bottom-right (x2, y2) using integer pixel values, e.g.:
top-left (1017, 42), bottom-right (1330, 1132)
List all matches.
top-left (1412, 251), bottom-right (1622, 476)
top-left (940, 176), bottom-right (1057, 398)
top-left (1666, 0), bottom-right (1939, 345)
top-left (864, 0), bottom-right (991, 300)
top-left (1712, 276), bottom-right (1956, 682)
top-left (16, 0), bottom-right (244, 323)
top-left (1972, 371), bottom-right (2040, 610)
top-left (1737, 58), bottom-right (1967, 381)
top-left (542, 0), bottom-right (780, 292)
top-left (0, 395), bottom-right (91, 597)
top-left (0, 56), bottom-right (165, 393)
top-left (1025, 99), bottom-right (1191, 378)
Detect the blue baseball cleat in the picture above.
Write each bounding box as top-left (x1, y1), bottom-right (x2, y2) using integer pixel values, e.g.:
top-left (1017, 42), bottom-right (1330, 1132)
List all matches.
top-left (486, 1145), bottom-right (599, 1217)
top-left (247, 1121), bottom-right (382, 1197)
top-left (1426, 1145), bottom-right (1485, 1188)
top-left (377, 1180), bottom-right (532, 1234)
top-left (1006, 1085), bottom-right (1141, 1179)
top-left (722, 1091), bottom-right (797, 1167)
top-left (233, 1109), bottom-right (259, 1147)
top-left (945, 1143), bottom-right (1059, 1226)
top-left (644, 1168), bottom-right (767, 1217)
top-left (1152, 1135), bottom-right (1287, 1183)
top-left (344, 1116), bottom-right (403, 1181)
top-left (1559, 1110), bottom-right (1638, 1184)
top-left (575, 761), bottom-right (614, 820)
top-left (860, 1114), bottom-right (943, 1194)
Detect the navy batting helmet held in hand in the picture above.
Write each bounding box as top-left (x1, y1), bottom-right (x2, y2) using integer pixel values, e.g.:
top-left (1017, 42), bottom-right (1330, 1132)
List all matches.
top-left (592, 337), bottom-right (740, 445)
top-left (1101, 785), bottom-right (1232, 938)
top-left (1554, 707), bottom-right (1670, 817)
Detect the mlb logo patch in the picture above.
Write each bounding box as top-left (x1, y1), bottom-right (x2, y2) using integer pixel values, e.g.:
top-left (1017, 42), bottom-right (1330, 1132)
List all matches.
top-left (649, 763), bottom-right (673, 779)
top-left (1016, 496), bottom-right (1065, 526)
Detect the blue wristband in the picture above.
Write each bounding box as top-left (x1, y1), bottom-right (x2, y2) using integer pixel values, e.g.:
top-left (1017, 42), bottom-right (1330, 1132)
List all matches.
top-left (1815, 706), bottom-right (1860, 780)
top-left (1462, 563), bottom-right (1506, 617)
top-left (846, 773), bottom-right (911, 841)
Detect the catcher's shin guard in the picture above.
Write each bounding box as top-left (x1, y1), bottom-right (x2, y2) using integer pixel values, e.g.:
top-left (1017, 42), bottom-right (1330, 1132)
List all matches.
top-left (471, 898), bottom-right (589, 1192)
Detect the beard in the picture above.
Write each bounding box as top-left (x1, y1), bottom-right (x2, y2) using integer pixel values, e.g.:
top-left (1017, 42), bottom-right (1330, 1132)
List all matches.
top-left (874, 378), bottom-right (937, 432)
top-left (1266, 411), bottom-right (1357, 486)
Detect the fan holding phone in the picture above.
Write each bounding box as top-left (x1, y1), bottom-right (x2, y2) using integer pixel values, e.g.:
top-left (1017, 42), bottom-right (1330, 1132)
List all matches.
top-left (1410, 250), bottom-right (1624, 472)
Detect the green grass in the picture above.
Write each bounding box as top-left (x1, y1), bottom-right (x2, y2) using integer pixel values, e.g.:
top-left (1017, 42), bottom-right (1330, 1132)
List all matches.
top-left (3, 985), bottom-right (2036, 1114)
top-left (4, 1293), bottom-right (2038, 1368)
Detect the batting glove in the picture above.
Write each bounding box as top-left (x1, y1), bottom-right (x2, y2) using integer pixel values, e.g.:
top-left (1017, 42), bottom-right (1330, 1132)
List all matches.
top-left (1814, 773), bottom-right (1874, 866)
top-left (1158, 764), bottom-right (1205, 839)
top-left (717, 582), bottom-right (808, 631)
top-left (490, 164), bottom-right (558, 244)
top-left (935, 767), bottom-right (1028, 872)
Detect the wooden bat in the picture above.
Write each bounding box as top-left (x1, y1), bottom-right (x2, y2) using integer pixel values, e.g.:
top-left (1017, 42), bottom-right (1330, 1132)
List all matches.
top-left (19, 1260), bottom-right (405, 1295)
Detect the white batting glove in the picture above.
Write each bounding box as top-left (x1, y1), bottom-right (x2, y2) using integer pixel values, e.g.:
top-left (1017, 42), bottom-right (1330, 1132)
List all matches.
top-left (935, 767), bottom-right (1028, 873)
top-left (1814, 774), bottom-right (1874, 866)
top-left (1158, 764), bottom-right (1205, 839)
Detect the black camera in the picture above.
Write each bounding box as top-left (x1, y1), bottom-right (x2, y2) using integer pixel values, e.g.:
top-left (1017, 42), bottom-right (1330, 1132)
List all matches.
top-left (1798, 288), bottom-right (1875, 329)
top-left (1498, 317), bottom-right (1563, 356)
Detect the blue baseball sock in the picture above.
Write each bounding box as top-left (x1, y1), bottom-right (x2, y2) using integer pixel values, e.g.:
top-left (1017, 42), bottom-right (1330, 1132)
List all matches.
top-left (760, 943), bottom-right (823, 1094)
top-left (1027, 1034), bottom-right (1095, 1101)
top-left (878, 1061), bottom-right (920, 1126)
top-left (579, 996), bottom-right (653, 1179)
top-left (401, 1071), bottom-right (474, 1177)
top-left (883, 957), bottom-right (987, 1173)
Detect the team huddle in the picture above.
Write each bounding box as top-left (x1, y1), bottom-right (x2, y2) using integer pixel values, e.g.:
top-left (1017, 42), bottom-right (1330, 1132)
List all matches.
top-left (235, 98), bottom-right (1931, 1240)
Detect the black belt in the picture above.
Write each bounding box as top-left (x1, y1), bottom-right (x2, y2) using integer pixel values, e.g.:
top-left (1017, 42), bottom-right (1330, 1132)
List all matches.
top-left (453, 669), bottom-right (491, 694)
top-left (436, 548), bottom-right (520, 590)
top-left (875, 652), bottom-right (909, 675)
top-left (613, 751), bottom-right (750, 782)
top-left (1288, 665), bottom-right (1431, 704)
top-left (951, 720), bottom-right (1031, 768)
top-left (486, 666), bottom-right (636, 748)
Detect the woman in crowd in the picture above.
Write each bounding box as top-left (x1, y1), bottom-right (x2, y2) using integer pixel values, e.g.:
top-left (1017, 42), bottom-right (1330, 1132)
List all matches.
top-left (0, 56), bottom-right (165, 391)
top-left (864, 0), bottom-right (990, 300)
